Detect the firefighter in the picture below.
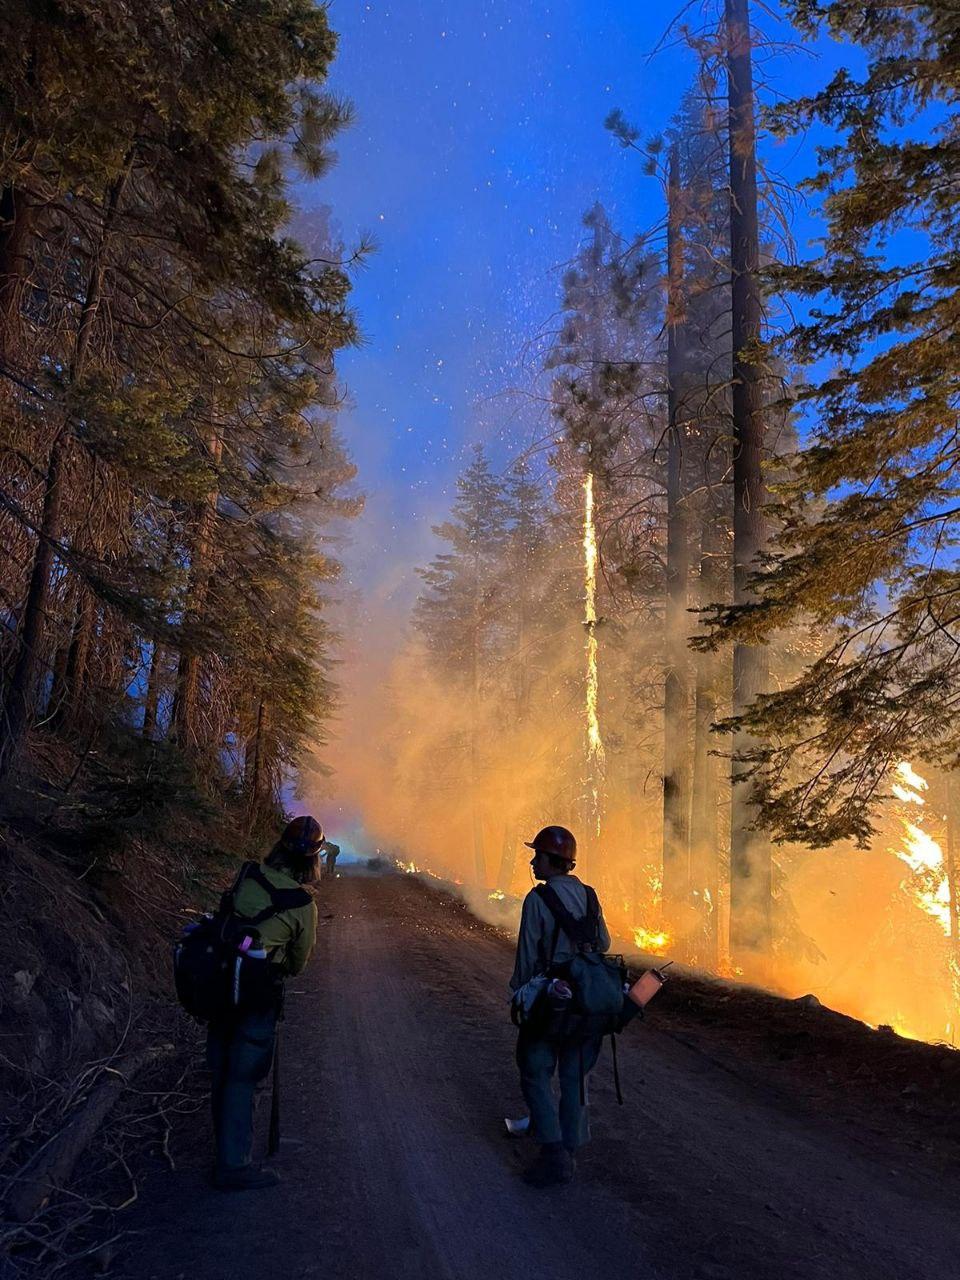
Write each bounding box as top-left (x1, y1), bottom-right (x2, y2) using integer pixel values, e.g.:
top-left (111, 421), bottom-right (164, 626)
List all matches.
top-left (321, 837), bottom-right (341, 877)
top-left (510, 825), bottom-right (611, 1188)
top-left (207, 816), bottom-right (321, 1190)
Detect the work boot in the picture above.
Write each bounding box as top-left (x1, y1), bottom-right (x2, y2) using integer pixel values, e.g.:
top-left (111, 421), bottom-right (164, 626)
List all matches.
top-left (214, 1164), bottom-right (280, 1191)
top-left (523, 1142), bottom-right (575, 1188)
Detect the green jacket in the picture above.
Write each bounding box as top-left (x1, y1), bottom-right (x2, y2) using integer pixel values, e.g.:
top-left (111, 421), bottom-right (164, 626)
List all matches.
top-left (233, 863), bottom-right (317, 976)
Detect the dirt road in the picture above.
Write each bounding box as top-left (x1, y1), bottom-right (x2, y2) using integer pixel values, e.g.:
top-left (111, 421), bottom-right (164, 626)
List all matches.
top-left (114, 870), bottom-right (960, 1280)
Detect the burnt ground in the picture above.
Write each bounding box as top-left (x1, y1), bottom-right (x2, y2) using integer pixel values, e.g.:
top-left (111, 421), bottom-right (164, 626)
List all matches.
top-left (95, 869), bottom-right (960, 1280)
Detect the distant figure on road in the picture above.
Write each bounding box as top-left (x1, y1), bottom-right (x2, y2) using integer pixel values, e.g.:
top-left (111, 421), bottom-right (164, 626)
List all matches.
top-left (206, 816), bottom-right (321, 1190)
top-left (510, 825), bottom-right (612, 1188)
top-left (321, 838), bottom-right (341, 877)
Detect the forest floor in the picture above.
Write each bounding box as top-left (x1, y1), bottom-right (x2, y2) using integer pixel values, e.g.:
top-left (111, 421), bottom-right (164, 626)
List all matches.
top-left (81, 867), bottom-right (960, 1280)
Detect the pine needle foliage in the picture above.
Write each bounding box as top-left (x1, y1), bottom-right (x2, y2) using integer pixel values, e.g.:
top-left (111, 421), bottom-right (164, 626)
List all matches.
top-left (702, 0), bottom-right (960, 847)
top-left (0, 0), bottom-right (361, 823)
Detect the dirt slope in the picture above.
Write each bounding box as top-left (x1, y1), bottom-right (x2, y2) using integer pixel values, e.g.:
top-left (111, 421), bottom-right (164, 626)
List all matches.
top-left (106, 871), bottom-right (960, 1280)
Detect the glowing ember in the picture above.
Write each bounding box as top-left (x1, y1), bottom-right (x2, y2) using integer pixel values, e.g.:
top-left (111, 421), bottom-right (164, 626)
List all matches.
top-left (633, 925), bottom-right (670, 954)
top-left (583, 471), bottom-right (605, 832)
top-left (488, 889), bottom-right (506, 901)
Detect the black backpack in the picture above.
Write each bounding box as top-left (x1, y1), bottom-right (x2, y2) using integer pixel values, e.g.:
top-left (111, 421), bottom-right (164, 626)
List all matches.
top-left (173, 862), bottom-right (311, 1022)
top-left (534, 882), bottom-right (627, 1039)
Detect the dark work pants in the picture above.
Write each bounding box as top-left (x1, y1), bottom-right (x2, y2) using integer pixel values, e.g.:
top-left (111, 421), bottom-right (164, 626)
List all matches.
top-left (206, 1008), bottom-right (278, 1172)
top-left (516, 1029), bottom-right (603, 1151)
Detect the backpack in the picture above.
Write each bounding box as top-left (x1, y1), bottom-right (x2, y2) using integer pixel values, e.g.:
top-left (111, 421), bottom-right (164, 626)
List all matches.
top-left (534, 882), bottom-right (627, 1040)
top-left (173, 862), bottom-right (311, 1022)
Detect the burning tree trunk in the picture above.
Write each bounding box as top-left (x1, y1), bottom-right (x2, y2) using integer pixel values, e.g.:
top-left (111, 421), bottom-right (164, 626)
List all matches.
top-left (662, 141), bottom-right (693, 942)
top-left (0, 158), bottom-right (133, 783)
top-left (725, 0), bottom-right (770, 959)
top-left (944, 772), bottom-right (960, 1043)
top-left (582, 470), bottom-right (605, 867)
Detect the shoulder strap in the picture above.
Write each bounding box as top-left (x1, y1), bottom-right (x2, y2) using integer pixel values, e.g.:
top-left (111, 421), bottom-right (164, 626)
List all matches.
top-left (535, 882), bottom-right (600, 950)
top-left (220, 862), bottom-right (311, 930)
top-left (244, 870), bottom-right (312, 911)
top-left (219, 861), bottom-right (255, 915)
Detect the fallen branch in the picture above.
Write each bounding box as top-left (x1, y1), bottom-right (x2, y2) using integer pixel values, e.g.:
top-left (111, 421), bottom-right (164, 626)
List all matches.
top-left (6, 1045), bottom-right (172, 1223)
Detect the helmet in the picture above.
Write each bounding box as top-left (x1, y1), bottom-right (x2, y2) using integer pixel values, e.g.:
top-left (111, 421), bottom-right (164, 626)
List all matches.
top-left (524, 825), bottom-right (577, 863)
top-left (280, 815), bottom-right (324, 858)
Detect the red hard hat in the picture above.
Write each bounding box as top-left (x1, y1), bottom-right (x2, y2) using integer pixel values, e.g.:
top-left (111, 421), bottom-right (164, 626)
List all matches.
top-left (524, 825), bottom-right (577, 863)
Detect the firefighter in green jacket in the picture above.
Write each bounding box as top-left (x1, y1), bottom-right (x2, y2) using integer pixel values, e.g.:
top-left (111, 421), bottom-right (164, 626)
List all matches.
top-left (207, 816), bottom-right (320, 1190)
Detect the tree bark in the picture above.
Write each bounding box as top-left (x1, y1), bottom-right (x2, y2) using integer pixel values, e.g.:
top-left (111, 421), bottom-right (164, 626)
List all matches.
top-left (495, 815), bottom-right (517, 894)
top-left (0, 158), bottom-right (133, 782)
top-left (56, 584), bottom-right (96, 733)
top-left (0, 184), bottom-right (35, 375)
top-left (172, 429), bottom-right (222, 752)
top-left (245, 697), bottom-right (268, 827)
top-left (726, 0), bottom-right (770, 959)
top-left (690, 514), bottom-right (724, 968)
top-left (7, 1045), bottom-right (170, 1223)
top-left (662, 142), bottom-right (693, 942)
top-left (142, 637), bottom-right (163, 740)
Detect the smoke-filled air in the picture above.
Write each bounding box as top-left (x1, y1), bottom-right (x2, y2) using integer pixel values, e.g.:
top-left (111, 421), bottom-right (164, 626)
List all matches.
top-left (319, 8), bottom-right (960, 1049)
top-left (9, 0), bottom-right (960, 1271)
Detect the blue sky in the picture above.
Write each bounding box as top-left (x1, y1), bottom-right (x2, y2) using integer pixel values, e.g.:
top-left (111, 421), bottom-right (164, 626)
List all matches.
top-left (307, 0), bottom-right (852, 612)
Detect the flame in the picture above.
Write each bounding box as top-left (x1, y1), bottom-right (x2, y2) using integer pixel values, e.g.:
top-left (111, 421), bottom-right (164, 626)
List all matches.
top-left (488, 889), bottom-right (506, 901)
top-left (892, 763), bottom-right (951, 936)
top-left (896, 761), bottom-right (928, 795)
top-left (633, 925), bottom-right (671, 954)
top-left (583, 471), bottom-right (605, 831)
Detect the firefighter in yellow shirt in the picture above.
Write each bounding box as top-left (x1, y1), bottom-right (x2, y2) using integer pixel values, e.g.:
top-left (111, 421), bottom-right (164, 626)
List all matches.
top-left (207, 816), bottom-right (320, 1190)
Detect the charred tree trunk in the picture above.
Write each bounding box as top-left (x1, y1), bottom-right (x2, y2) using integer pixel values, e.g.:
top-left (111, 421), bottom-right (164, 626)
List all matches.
top-left (0, 159), bottom-right (132, 783)
top-left (690, 514), bottom-right (724, 968)
top-left (172, 430), bottom-right (222, 753)
top-left (726, 0), bottom-right (770, 960)
top-left (662, 142), bottom-right (693, 944)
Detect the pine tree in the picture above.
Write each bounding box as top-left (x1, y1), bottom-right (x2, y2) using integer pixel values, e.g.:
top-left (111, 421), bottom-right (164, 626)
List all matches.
top-left (725, 0), bottom-right (772, 957)
top-left (494, 460), bottom-right (553, 890)
top-left (0, 0), bottom-right (360, 818)
top-left (704, 1), bottom-right (960, 848)
top-left (414, 445), bottom-right (509, 882)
